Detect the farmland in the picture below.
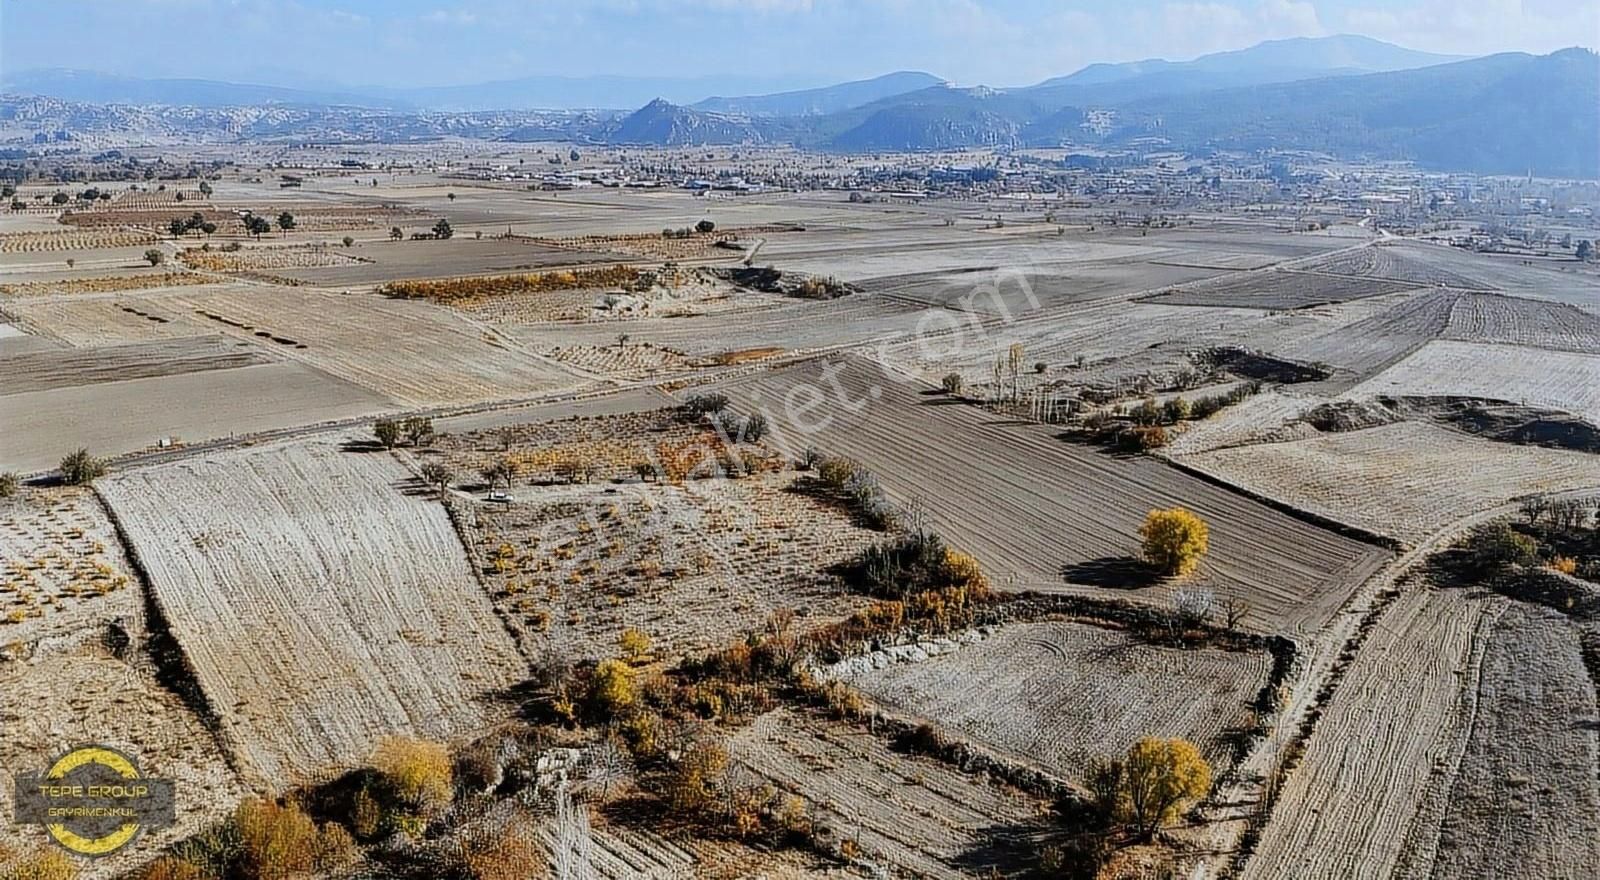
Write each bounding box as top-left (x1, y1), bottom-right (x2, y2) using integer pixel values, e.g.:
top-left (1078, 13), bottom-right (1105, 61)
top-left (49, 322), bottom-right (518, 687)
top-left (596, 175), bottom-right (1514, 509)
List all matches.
top-left (1175, 421), bottom-right (1600, 544)
top-left (96, 439), bottom-right (527, 786)
top-left (829, 620), bottom-right (1272, 783)
top-left (717, 357), bottom-right (1391, 633)
top-left (730, 708), bottom-right (1049, 879)
top-left (1349, 340), bottom-right (1600, 424)
top-left (3, 145), bottom-right (1598, 880)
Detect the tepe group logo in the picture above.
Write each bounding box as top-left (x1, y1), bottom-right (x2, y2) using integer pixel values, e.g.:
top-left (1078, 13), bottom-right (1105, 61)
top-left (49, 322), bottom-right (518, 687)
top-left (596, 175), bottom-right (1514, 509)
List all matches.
top-left (13, 745), bottom-right (176, 857)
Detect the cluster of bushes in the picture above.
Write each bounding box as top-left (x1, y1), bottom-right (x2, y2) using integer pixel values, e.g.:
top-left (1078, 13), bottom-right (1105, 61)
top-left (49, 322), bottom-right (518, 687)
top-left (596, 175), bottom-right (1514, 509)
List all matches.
top-left (134, 796), bottom-right (359, 880)
top-left (134, 734), bottom-right (458, 880)
top-left (662, 220), bottom-right (717, 238)
top-left (1081, 382), bottom-right (1264, 452)
top-left (812, 456), bottom-right (898, 529)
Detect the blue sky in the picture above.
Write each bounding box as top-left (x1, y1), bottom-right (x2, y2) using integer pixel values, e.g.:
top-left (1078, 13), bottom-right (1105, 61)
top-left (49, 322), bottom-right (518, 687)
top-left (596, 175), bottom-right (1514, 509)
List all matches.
top-left (1, 0), bottom-right (1593, 88)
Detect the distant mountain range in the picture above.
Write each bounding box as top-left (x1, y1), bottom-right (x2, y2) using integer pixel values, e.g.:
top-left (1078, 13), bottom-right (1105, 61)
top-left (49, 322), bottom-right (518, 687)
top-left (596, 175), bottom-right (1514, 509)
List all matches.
top-left (3, 37), bottom-right (1596, 177)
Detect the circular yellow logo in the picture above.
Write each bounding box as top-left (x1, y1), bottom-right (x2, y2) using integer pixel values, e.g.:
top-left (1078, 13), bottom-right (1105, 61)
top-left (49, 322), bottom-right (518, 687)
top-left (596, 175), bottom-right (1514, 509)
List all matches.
top-left (15, 745), bottom-right (175, 857)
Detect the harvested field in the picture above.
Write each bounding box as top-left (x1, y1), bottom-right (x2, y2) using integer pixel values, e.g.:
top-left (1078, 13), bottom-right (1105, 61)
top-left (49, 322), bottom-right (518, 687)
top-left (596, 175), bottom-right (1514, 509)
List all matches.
top-left (1442, 292), bottom-right (1600, 354)
top-left (1142, 268), bottom-right (1417, 310)
top-left (0, 648), bottom-right (245, 879)
top-left (0, 487), bottom-right (134, 640)
top-left (1176, 421), bottom-right (1600, 545)
top-left (162, 285), bottom-right (589, 406)
top-left (0, 228), bottom-right (159, 253)
top-left (0, 361), bottom-right (391, 474)
top-left (731, 708), bottom-right (1048, 879)
top-left (59, 204), bottom-right (412, 234)
top-left (718, 358), bottom-right (1390, 634)
top-left (1350, 340), bottom-right (1600, 424)
top-left (98, 440), bottom-right (527, 785)
top-left (1297, 244), bottom-right (1497, 290)
top-left (1242, 589), bottom-right (1497, 880)
top-left (0, 272), bottom-right (215, 297)
top-left (1163, 390), bottom-right (1321, 456)
top-left (0, 335), bottom-right (270, 394)
top-left (267, 238), bottom-right (624, 286)
top-left (0, 296), bottom-right (215, 345)
top-left (831, 620), bottom-right (1271, 783)
top-left (1427, 602), bottom-right (1600, 879)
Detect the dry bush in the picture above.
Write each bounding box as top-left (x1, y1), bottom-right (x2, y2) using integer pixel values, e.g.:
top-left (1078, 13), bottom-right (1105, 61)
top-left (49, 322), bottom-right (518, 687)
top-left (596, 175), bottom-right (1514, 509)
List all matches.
top-left (1140, 508), bottom-right (1209, 576)
top-left (456, 822), bottom-right (546, 880)
top-left (588, 658), bottom-right (637, 719)
top-left (0, 847), bottom-right (78, 880)
top-left (58, 448), bottom-right (108, 485)
top-left (372, 736), bottom-right (454, 810)
top-left (0, 273), bottom-right (211, 297)
top-left (234, 797), bottom-right (356, 879)
top-left (619, 627), bottom-right (652, 663)
top-left (129, 856), bottom-right (205, 880)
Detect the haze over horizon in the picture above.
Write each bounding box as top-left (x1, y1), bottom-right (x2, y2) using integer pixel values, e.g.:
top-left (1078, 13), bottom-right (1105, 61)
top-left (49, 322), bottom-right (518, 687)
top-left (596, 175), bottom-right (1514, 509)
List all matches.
top-left (1, 0), bottom-right (1593, 92)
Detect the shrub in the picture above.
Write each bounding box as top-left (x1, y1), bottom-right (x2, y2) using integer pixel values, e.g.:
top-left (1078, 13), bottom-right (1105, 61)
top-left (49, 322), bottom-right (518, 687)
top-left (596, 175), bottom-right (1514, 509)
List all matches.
top-left (145, 248), bottom-right (165, 266)
top-left (1464, 522), bottom-right (1538, 571)
top-left (1118, 425), bottom-right (1169, 452)
top-left (682, 392), bottom-right (730, 416)
top-left (0, 848), bottom-right (78, 880)
top-left (940, 373), bottom-right (964, 395)
top-left (695, 219), bottom-right (716, 234)
top-left (619, 628), bottom-right (652, 663)
top-left (666, 738), bottom-right (729, 813)
top-left (234, 797), bottom-right (354, 878)
top-left (1131, 397), bottom-right (1161, 426)
top-left (457, 823), bottom-right (545, 880)
top-left (743, 412), bottom-right (769, 442)
top-left (402, 416), bottom-right (435, 447)
top-left (1140, 508), bottom-right (1209, 576)
top-left (130, 856), bottom-right (204, 880)
top-left (0, 472), bottom-right (18, 498)
top-left (1551, 555), bottom-right (1579, 575)
top-left (797, 447), bottom-right (821, 470)
top-left (1162, 397), bottom-right (1192, 423)
top-left (589, 658), bottom-right (637, 718)
top-left (371, 736), bottom-right (453, 811)
top-left (58, 448), bottom-right (107, 485)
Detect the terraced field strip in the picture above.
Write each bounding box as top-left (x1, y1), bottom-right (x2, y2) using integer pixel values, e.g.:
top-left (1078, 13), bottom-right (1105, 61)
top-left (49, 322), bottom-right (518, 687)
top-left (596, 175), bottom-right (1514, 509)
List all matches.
top-left (1349, 340), bottom-right (1600, 424)
top-left (1242, 589), bottom-right (1496, 880)
top-left (1144, 269), bottom-right (1418, 310)
top-left (835, 620), bottom-right (1270, 783)
top-left (731, 709), bottom-right (1045, 879)
top-left (1176, 421), bottom-right (1600, 545)
top-left (98, 439), bottom-right (527, 786)
top-left (717, 357), bottom-right (1391, 634)
top-left (0, 335), bottom-right (270, 393)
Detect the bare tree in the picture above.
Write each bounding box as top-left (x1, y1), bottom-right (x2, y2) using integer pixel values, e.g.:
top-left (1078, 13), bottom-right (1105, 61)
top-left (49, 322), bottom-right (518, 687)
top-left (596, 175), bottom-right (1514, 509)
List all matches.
top-left (581, 739), bottom-right (635, 799)
top-left (1172, 588), bottom-right (1214, 628)
top-left (1221, 593), bottom-right (1252, 632)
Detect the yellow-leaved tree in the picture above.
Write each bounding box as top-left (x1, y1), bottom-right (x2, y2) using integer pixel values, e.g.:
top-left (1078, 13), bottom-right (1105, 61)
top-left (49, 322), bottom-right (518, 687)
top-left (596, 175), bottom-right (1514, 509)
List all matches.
top-left (1122, 736), bottom-right (1211, 839)
top-left (1139, 508), bottom-right (1209, 576)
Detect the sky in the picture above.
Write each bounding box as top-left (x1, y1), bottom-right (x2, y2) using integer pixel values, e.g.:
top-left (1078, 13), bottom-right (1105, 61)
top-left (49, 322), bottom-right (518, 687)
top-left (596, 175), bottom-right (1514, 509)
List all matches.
top-left (1, 0), bottom-right (1595, 89)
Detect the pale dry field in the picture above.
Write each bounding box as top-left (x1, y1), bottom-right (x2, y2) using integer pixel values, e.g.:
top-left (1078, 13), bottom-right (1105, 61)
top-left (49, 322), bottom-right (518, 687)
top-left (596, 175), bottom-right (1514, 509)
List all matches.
top-left (833, 620), bottom-right (1270, 783)
top-left (731, 708), bottom-right (1047, 880)
top-left (0, 360), bottom-right (391, 473)
top-left (160, 285), bottom-right (592, 406)
top-left (1349, 340), bottom-right (1600, 424)
top-left (0, 335), bottom-right (269, 393)
top-left (97, 439), bottom-right (527, 786)
top-left (1175, 421), bottom-right (1600, 544)
top-left (1243, 589), bottom-right (1496, 880)
top-left (1427, 603), bottom-right (1600, 879)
